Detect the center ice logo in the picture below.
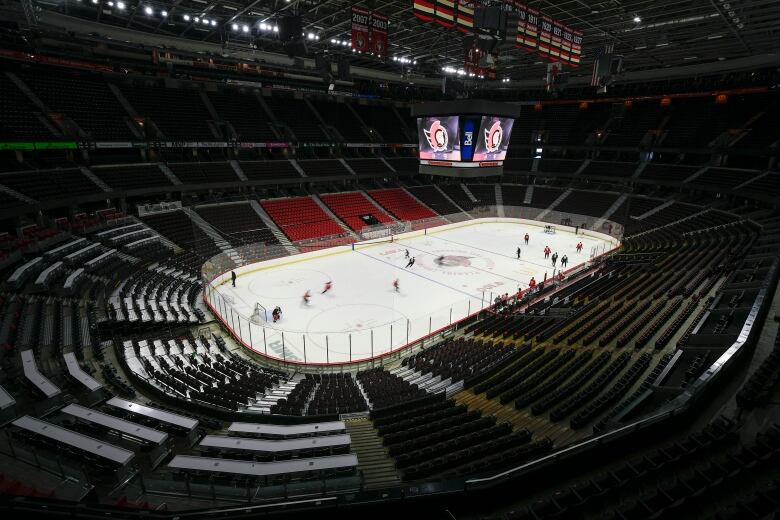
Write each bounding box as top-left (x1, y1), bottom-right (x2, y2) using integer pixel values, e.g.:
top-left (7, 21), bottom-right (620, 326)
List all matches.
top-left (484, 120), bottom-right (503, 153)
top-left (437, 255), bottom-right (473, 267)
top-left (423, 120), bottom-right (449, 152)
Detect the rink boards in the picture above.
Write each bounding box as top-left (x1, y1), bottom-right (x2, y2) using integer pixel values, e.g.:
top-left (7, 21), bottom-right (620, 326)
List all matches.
top-left (206, 218), bottom-right (619, 366)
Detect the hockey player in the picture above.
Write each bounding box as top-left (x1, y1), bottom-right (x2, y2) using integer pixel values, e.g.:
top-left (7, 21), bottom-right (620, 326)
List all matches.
top-left (393, 279), bottom-right (400, 292)
top-left (524, 233), bottom-right (530, 245)
top-left (436, 255), bottom-right (445, 265)
top-left (529, 276), bottom-right (537, 290)
top-left (551, 252), bottom-right (558, 267)
top-left (561, 255), bottom-right (568, 268)
top-left (516, 247), bottom-right (521, 259)
top-left (544, 246), bottom-right (551, 259)
top-left (405, 256), bottom-right (415, 268)
top-left (405, 249), bottom-right (410, 258)
top-left (303, 290), bottom-right (311, 305)
top-left (576, 241), bottom-right (583, 253)
top-left (321, 281), bottom-right (333, 294)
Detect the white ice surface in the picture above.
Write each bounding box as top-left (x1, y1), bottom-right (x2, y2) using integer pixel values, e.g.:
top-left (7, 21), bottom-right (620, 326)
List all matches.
top-left (212, 220), bottom-right (616, 364)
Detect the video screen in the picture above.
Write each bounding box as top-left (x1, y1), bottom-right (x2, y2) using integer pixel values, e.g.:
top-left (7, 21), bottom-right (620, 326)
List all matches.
top-left (472, 116), bottom-right (514, 162)
top-left (418, 116), bottom-right (461, 161)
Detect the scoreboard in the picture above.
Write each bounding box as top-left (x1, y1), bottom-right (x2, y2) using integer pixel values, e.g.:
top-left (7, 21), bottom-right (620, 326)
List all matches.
top-left (412, 100), bottom-right (521, 177)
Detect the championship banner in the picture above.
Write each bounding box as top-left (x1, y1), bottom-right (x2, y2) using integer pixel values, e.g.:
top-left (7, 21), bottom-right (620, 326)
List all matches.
top-left (539, 15), bottom-right (553, 55)
top-left (514, 4), bottom-right (539, 50)
top-left (369, 11), bottom-right (389, 56)
top-left (434, 0), bottom-right (456, 28)
top-left (551, 20), bottom-right (564, 57)
top-left (351, 7), bottom-right (370, 52)
top-left (413, 0), bottom-right (435, 22)
top-left (455, 0), bottom-right (474, 33)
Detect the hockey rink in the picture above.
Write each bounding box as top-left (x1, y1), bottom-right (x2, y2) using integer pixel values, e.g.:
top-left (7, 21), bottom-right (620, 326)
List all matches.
top-left (208, 219), bottom-right (618, 365)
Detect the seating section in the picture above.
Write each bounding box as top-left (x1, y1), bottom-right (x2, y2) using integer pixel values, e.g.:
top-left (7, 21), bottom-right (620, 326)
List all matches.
top-left (239, 160), bottom-right (301, 180)
top-left (0, 169), bottom-right (102, 201)
top-left (528, 187), bottom-right (565, 209)
top-left (403, 338), bottom-right (515, 385)
top-left (264, 96), bottom-right (326, 141)
top-left (384, 158), bottom-right (419, 175)
top-left (352, 104), bottom-right (409, 142)
top-left (195, 203), bottom-right (279, 246)
top-left (123, 333), bottom-right (282, 411)
top-left (638, 163), bottom-right (697, 183)
top-left (346, 158), bottom-right (394, 175)
top-left (17, 68), bottom-right (133, 140)
top-left (307, 373), bottom-right (367, 415)
top-left (120, 84), bottom-right (215, 140)
top-left (554, 190), bottom-right (619, 218)
top-left (538, 159), bottom-right (582, 174)
top-left (501, 184), bottom-right (528, 207)
top-left (261, 197), bottom-right (345, 241)
top-left (693, 168), bottom-right (763, 191)
top-left (367, 188), bottom-right (437, 221)
top-left (311, 100), bottom-right (367, 141)
top-left (439, 185), bottom-right (476, 211)
top-left (320, 192), bottom-right (394, 232)
top-left (605, 101), bottom-right (667, 146)
top-left (467, 184), bottom-right (497, 206)
top-left (582, 161), bottom-right (638, 178)
top-left (297, 160), bottom-right (352, 177)
top-left (488, 419), bottom-right (780, 520)
top-left (0, 74), bottom-right (53, 140)
top-left (373, 397), bottom-right (552, 480)
top-left (738, 173), bottom-right (780, 196)
top-left (141, 210), bottom-right (221, 259)
top-left (91, 165), bottom-right (172, 191)
top-left (207, 90), bottom-right (278, 141)
top-left (406, 185), bottom-right (462, 215)
top-left (356, 368), bottom-right (426, 409)
top-left (167, 162), bottom-right (239, 185)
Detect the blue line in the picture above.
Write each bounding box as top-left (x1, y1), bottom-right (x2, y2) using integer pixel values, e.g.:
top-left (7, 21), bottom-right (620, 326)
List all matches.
top-left (353, 249), bottom-right (478, 299)
top-left (426, 234), bottom-right (551, 270)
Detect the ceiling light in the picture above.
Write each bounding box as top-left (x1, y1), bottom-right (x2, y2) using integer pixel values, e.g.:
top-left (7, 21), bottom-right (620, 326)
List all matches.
top-left (242, 25), bottom-right (249, 33)
top-left (161, 10), bottom-right (167, 16)
top-left (273, 26), bottom-right (279, 32)
top-left (232, 23), bottom-right (239, 31)
top-left (183, 14), bottom-right (190, 21)
top-left (633, 16), bottom-right (641, 23)
top-left (211, 20), bottom-right (217, 26)
top-left (116, 1), bottom-right (125, 9)
top-left (144, 6), bottom-right (152, 15)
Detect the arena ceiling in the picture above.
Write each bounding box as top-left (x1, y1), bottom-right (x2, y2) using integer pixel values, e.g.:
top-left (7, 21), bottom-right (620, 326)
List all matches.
top-left (34, 0), bottom-right (780, 81)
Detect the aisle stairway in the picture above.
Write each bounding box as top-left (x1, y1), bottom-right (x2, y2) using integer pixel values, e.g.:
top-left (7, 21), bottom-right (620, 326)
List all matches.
top-left (345, 418), bottom-right (401, 490)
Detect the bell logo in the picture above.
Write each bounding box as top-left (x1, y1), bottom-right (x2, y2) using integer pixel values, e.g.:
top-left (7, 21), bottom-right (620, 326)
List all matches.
top-left (484, 120), bottom-right (503, 153)
top-left (423, 120), bottom-right (449, 152)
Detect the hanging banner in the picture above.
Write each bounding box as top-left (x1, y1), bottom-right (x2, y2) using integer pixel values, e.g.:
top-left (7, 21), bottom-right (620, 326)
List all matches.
top-left (455, 0), bottom-right (475, 32)
top-left (351, 7), bottom-right (371, 52)
top-left (369, 11), bottom-right (389, 56)
top-left (434, 0), bottom-right (456, 28)
top-left (413, 0), bottom-right (435, 22)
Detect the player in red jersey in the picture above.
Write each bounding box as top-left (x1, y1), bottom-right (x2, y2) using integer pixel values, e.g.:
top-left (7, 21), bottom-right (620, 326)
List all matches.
top-left (303, 290), bottom-right (311, 305)
top-left (393, 279), bottom-right (400, 292)
top-left (321, 281), bottom-right (333, 294)
top-left (524, 233), bottom-right (530, 245)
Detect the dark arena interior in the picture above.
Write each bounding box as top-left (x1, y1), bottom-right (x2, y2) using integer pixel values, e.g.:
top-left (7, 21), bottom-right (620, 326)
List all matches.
top-left (1, 0), bottom-right (780, 518)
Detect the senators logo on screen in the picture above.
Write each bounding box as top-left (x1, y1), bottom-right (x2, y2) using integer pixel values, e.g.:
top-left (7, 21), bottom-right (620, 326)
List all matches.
top-left (484, 120), bottom-right (503, 153)
top-left (423, 120), bottom-right (449, 152)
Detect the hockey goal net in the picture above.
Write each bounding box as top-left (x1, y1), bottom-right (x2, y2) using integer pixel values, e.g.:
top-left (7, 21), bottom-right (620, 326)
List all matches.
top-left (543, 225), bottom-right (556, 234)
top-left (250, 303), bottom-right (268, 324)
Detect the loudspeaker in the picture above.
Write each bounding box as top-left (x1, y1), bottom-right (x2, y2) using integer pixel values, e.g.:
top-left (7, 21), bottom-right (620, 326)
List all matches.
top-left (596, 53), bottom-right (613, 78)
top-left (278, 15), bottom-right (303, 42)
top-left (337, 56), bottom-right (351, 81)
top-left (474, 8), bottom-right (505, 31)
top-left (315, 54), bottom-right (331, 78)
top-left (285, 40), bottom-right (308, 58)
